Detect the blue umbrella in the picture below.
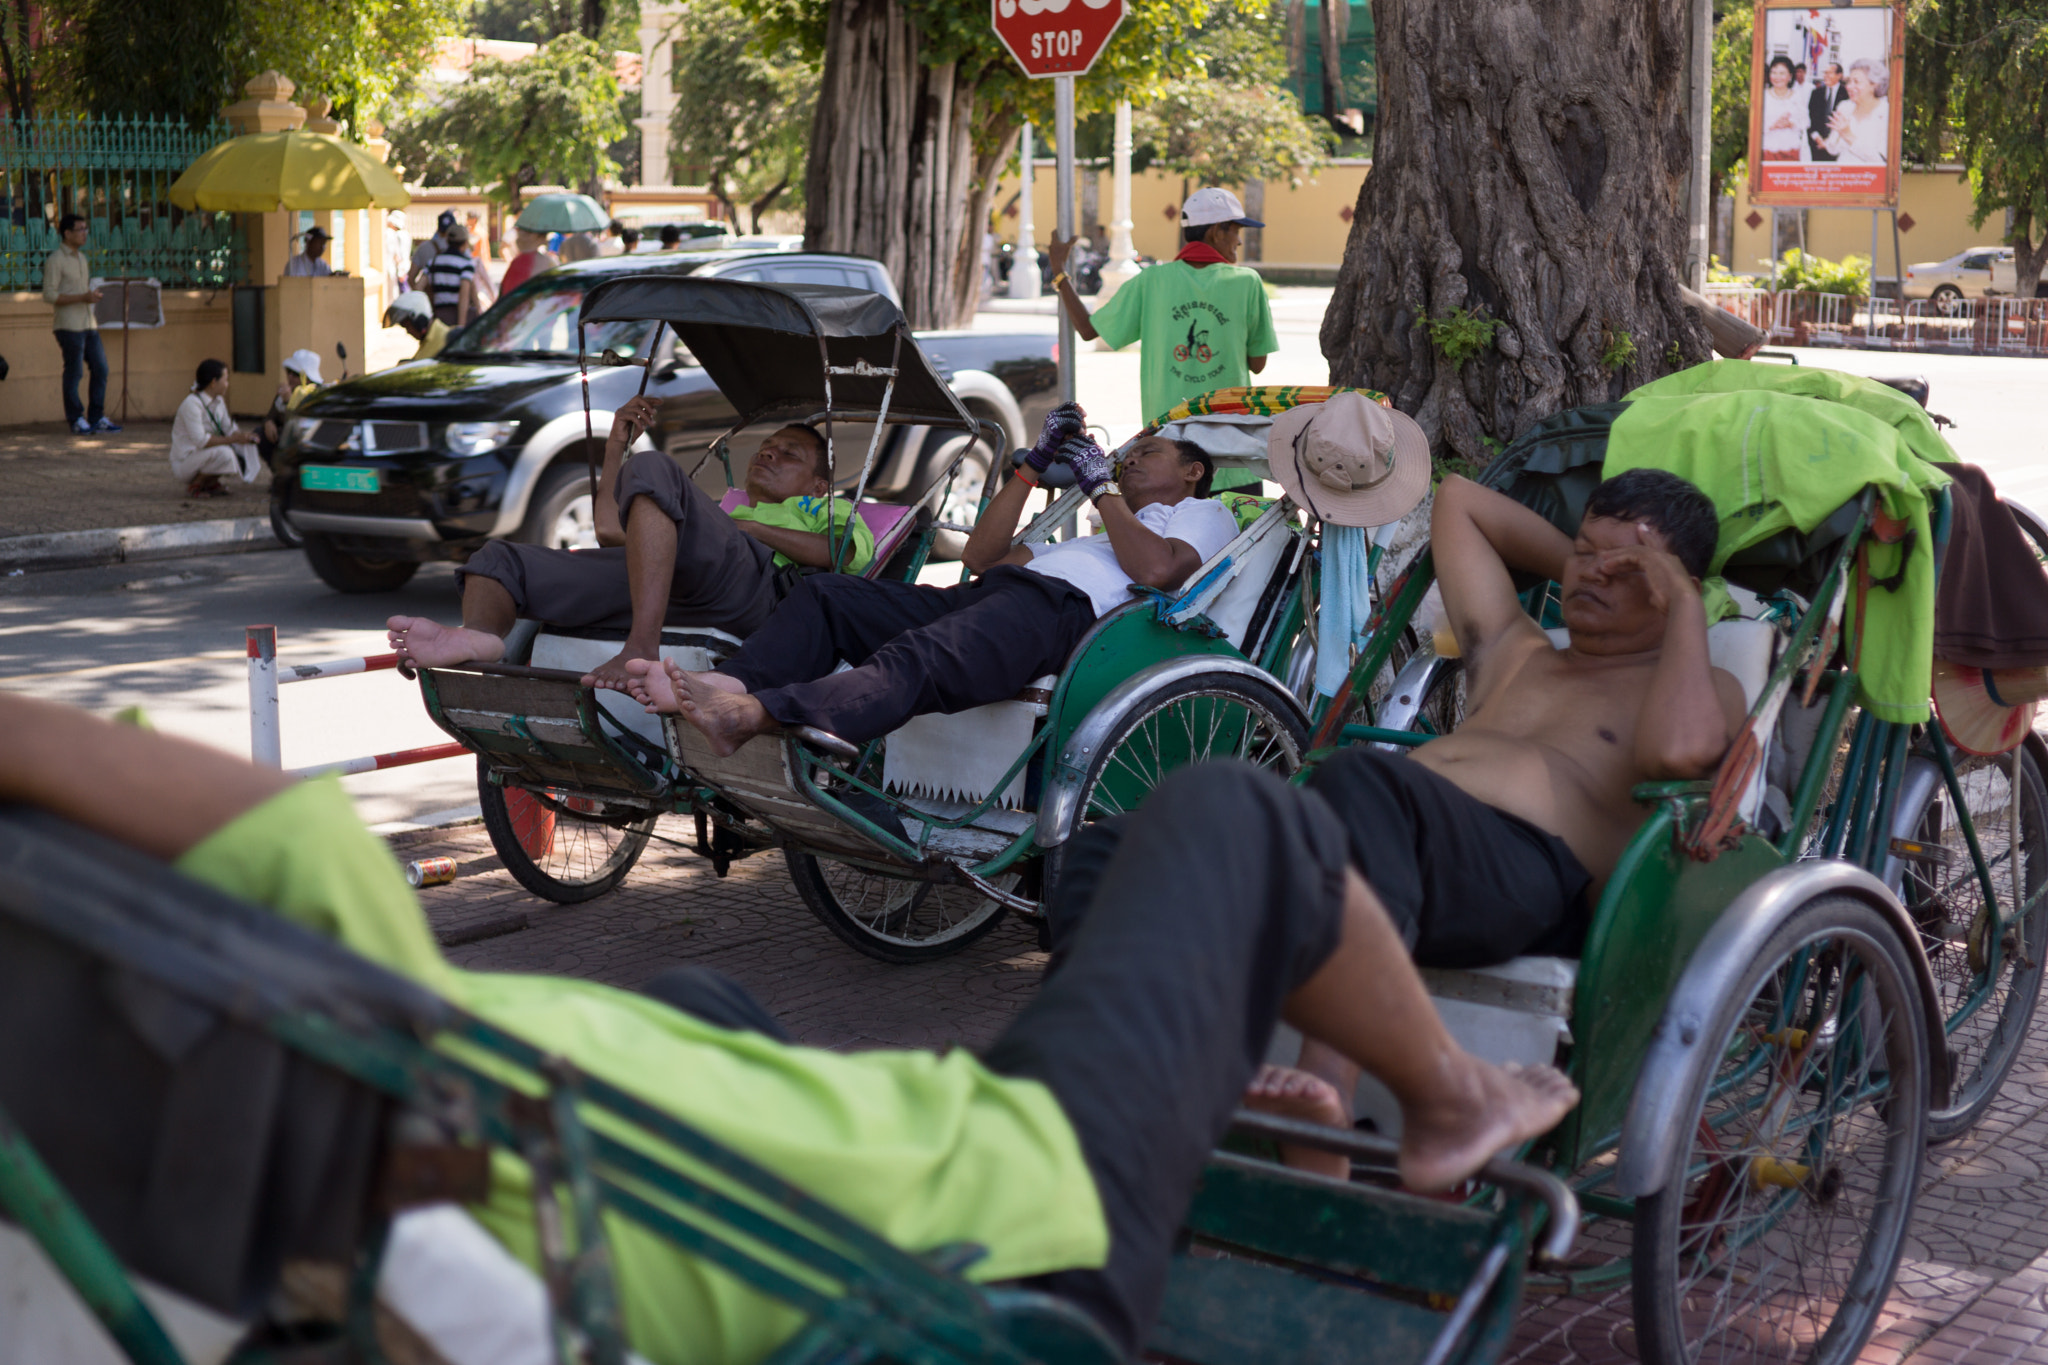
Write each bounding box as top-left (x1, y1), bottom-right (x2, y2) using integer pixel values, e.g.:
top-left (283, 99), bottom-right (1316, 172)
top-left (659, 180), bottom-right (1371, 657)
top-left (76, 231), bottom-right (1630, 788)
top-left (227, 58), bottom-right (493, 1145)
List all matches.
top-left (515, 192), bottom-right (608, 233)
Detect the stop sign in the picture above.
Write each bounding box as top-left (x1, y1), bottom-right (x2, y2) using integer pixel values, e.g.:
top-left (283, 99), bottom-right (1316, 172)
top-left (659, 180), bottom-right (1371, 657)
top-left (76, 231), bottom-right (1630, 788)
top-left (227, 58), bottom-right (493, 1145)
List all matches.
top-left (992, 0), bottom-right (1125, 78)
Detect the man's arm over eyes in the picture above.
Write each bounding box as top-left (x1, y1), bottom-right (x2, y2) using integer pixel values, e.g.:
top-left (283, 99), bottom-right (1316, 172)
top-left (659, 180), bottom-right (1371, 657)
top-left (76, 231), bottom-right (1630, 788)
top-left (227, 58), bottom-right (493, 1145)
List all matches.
top-left (1431, 476), bottom-right (1573, 673)
top-left (1618, 545), bottom-right (1749, 779)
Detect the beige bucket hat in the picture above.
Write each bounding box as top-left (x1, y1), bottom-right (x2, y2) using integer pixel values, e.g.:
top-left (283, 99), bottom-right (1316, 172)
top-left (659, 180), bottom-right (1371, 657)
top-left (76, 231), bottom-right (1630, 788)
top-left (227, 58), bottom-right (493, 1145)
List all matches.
top-left (1267, 391), bottom-right (1430, 527)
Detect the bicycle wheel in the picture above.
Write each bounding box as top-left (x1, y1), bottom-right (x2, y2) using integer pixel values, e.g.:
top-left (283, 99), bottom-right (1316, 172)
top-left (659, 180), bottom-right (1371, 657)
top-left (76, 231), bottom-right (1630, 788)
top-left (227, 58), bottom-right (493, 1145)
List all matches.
top-left (785, 853), bottom-right (1015, 964)
top-left (1042, 670), bottom-right (1310, 897)
top-left (476, 757), bottom-right (657, 903)
top-left (1632, 893), bottom-right (1927, 1365)
top-left (1898, 744), bottom-right (2048, 1140)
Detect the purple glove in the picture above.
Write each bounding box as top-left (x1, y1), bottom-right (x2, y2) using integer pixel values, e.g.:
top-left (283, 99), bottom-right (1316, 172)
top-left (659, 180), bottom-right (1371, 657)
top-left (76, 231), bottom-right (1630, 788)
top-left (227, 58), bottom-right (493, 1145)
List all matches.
top-left (1024, 401), bottom-right (1087, 475)
top-left (1059, 434), bottom-right (1114, 496)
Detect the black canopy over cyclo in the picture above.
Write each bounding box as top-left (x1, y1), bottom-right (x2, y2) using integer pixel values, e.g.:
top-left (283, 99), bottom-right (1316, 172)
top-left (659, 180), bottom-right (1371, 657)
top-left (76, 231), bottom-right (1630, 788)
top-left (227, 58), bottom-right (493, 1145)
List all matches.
top-left (576, 275), bottom-right (975, 432)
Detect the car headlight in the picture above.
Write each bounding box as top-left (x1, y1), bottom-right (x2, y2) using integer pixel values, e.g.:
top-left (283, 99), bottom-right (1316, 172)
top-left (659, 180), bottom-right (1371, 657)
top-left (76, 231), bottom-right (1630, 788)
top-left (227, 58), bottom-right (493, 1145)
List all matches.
top-left (445, 421), bottom-right (519, 455)
top-left (287, 416), bottom-right (326, 448)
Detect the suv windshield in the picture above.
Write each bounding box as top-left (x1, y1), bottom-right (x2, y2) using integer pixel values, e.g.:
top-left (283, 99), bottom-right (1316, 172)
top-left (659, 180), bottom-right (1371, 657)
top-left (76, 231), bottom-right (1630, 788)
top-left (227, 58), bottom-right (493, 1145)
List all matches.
top-left (447, 276), bottom-right (661, 359)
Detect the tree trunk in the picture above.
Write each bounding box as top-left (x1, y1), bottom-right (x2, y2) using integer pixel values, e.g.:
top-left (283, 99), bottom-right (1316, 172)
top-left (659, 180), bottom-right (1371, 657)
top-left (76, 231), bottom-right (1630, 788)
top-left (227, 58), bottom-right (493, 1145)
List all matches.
top-left (1319, 0), bottom-right (1351, 134)
top-left (749, 177), bottom-right (790, 234)
top-left (804, 0), bottom-right (1008, 328)
top-left (1322, 0), bottom-right (1710, 465)
top-left (2013, 212), bottom-right (2048, 301)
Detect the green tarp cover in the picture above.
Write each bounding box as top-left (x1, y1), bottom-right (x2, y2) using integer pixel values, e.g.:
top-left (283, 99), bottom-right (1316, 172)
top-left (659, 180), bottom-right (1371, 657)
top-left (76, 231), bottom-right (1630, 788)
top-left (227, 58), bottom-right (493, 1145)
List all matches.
top-left (1613, 361), bottom-right (1954, 722)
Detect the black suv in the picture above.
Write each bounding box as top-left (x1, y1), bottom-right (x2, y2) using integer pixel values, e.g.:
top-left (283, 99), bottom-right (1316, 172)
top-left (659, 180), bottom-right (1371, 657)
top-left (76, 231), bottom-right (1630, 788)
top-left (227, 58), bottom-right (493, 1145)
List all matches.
top-left (273, 250), bottom-right (1057, 592)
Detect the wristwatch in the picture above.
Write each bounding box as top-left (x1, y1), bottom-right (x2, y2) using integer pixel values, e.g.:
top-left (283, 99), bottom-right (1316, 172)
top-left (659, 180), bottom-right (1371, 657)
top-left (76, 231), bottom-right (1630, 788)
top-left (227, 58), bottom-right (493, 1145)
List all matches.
top-left (1050, 271), bottom-right (1071, 292)
top-left (1087, 480), bottom-right (1122, 505)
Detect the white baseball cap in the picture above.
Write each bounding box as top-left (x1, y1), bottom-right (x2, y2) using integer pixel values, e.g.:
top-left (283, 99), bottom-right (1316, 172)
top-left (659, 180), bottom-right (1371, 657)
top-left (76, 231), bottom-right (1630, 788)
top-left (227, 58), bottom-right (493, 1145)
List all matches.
top-left (1179, 187), bottom-right (1264, 229)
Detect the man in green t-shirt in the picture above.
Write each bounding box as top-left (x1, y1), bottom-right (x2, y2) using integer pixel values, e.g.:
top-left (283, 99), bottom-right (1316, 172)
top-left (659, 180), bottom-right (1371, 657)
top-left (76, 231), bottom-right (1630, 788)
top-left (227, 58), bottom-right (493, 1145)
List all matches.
top-left (1047, 187), bottom-right (1279, 491)
top-left (388, 395), bottom-right (875, 691)
top-left (0, 694), bottom-right (1578, 1365)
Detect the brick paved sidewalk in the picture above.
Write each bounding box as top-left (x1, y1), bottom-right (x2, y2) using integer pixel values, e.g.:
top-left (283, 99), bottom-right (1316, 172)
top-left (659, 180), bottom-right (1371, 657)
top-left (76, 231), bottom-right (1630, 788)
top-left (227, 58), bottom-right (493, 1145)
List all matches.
top-left (398, 815), bottom-right (2048, 1365)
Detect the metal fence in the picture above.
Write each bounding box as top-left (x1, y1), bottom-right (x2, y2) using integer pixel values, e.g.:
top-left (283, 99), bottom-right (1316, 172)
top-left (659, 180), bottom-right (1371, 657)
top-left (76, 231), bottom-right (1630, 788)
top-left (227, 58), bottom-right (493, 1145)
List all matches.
top-left (0, 115), bottom-right (242, 291)
top-left (1705, 284), bottom-right (2048, 358)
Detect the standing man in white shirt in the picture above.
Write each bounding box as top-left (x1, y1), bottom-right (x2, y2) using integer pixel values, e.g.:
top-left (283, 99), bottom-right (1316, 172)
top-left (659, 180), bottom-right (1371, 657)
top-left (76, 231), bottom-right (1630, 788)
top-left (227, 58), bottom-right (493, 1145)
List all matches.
top-left (636, 402), bottom-right (1242, 752)
top-left (282, 226), bottom-right (334, 277)
top-left (41, 213), bottom-right (117, 434)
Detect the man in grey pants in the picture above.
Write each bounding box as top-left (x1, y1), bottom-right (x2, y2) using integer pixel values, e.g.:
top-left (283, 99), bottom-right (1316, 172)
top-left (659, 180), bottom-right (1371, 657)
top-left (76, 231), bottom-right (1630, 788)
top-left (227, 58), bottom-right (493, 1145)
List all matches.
top-left (386, 396), bottom-right (873, 690)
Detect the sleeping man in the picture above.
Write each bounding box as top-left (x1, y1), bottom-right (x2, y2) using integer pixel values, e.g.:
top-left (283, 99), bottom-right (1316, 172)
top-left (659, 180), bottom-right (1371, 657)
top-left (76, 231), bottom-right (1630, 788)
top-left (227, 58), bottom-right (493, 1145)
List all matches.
top-left (626, 402), bottom-right (1240, 751)
top-left (1066, 467), bottom-right (1750, 1174)
top-left (0, 693), bottom-right (1577, 1364)
top-left (386, 395), bottom-right (873, 690)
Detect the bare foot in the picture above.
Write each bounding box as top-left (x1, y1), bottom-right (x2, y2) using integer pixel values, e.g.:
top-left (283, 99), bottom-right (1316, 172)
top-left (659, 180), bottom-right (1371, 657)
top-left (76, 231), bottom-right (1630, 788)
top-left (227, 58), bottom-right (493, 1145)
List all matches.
top-left (1243, 1064), bottom-right (1353, 1180)
top-left (671, 660), bottom-right (746, 697)
top-left (674, 670), bottom-right (777, 756)
top-left (386, 616), bottom-right (504, 669)
top-left (623, 656), bottom-right (679, 713)
top-left (1398, 1060), bottom-right (1578, 1193)
top-left (583, 642), bottom-right (658, 692)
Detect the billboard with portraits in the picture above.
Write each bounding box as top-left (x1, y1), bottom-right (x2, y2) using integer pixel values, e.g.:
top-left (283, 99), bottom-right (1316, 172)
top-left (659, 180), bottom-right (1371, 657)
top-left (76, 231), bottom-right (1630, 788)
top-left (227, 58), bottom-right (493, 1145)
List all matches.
top-left (1748, 1), bottom-right (1904, 207)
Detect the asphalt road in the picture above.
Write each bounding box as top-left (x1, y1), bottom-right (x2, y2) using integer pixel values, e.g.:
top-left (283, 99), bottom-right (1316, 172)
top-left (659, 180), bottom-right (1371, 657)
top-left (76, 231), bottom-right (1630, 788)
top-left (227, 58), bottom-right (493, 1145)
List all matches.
top-left (0, 550), bottom-right (480, 828)
top-left (4, 312), bottom-right (2042, 828)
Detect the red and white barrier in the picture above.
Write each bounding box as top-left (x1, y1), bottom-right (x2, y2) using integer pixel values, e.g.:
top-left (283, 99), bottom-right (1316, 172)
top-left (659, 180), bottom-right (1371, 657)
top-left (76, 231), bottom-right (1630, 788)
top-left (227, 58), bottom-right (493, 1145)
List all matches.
top-left (246, 624), bottom-right (467, 779)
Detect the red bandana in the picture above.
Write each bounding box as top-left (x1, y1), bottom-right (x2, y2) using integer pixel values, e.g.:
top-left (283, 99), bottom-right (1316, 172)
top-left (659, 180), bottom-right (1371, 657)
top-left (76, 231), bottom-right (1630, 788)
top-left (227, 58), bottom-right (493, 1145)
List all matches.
top-left (1174, 242), bottom-right (1233, 267)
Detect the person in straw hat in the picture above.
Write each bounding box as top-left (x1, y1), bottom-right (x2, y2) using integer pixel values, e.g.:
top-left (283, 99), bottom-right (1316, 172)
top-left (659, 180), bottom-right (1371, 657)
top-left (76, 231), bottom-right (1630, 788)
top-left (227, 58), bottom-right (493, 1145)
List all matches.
top-left (1052, 420), bottom-right (1748, 1177)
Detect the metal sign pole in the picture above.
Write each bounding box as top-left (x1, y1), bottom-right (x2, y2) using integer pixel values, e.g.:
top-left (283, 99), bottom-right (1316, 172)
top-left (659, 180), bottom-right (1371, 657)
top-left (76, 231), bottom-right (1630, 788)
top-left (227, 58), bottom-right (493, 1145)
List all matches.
top-left (1054, 74), bottom-right (1077, 403)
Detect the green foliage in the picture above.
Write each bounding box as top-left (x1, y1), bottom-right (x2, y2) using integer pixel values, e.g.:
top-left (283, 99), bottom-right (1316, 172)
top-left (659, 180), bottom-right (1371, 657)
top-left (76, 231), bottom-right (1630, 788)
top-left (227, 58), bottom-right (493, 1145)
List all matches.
top-left (462, 0), bottom-right (636, 43)
top-left (1127, 3), bottom-right (1330, 188)
top-left (1131, 78), bottom-right (1332, 189)
top-left (1598, 328), bottom-right (1637, 373)
top-left (1907, 0), bottom-right (2048, 291)
top-left (1425, 306), bottom-right (1499, 371)
top-left (1772, 248), bottom-right (1871, 297)
top-left (36, 0), bottom-right (458, 127)
top-left (666, 0), bottom-right (817, 231)
top-left (1705, 255), bottom-right (1744, 285)
top-left (1188, 2), bottom-right (1291, 86)
top-left (1708, 3), bottom-right (1752, 196)
top-left (732, 0), bottom-right (1244, 158)
top-left (389, 33), bottom-right (627, 203)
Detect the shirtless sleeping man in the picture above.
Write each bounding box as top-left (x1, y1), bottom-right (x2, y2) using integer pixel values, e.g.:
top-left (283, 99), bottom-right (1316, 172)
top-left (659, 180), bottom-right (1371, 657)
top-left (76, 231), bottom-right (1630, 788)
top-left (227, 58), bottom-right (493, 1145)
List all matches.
top-left (386, 395), bottom-right (873, 690)
top-left (1047, 466), bottom-right (1747, 1176)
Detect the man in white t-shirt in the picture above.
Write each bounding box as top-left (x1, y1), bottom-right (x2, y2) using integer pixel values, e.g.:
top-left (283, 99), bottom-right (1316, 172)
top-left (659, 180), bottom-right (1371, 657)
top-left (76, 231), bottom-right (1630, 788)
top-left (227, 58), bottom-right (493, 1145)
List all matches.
top-left (636, 402), bottom-right (1241, 751)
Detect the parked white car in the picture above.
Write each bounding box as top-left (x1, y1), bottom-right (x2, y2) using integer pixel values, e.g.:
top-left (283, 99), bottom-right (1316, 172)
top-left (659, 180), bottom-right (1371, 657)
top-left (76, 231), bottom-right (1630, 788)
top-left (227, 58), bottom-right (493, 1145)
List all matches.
top-left (1903, 245), bottom-right (2016, 312)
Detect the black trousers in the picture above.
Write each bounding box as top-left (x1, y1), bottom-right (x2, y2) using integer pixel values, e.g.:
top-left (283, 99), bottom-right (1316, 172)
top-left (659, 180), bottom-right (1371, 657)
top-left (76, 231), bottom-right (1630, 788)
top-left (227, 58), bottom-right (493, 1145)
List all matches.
top-left (717, 565), bottom-right (1096, 743)
top-left (1049, 747), bottom-right (1594, 973)
top-left (641, 763), bottom-right (1351, 1357)
top-left (458, 453), bottom-right (783, 637)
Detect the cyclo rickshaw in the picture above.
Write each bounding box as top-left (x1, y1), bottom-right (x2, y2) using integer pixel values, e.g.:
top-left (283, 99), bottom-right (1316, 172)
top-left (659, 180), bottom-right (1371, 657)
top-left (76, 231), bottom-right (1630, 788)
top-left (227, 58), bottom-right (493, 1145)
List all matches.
top-left (0, 781), bottom-right (1576, 1365)
top-left (411, 278), bottom-right (1325, 962)
top-left (1299, 368), bottom-right (2048, 1365)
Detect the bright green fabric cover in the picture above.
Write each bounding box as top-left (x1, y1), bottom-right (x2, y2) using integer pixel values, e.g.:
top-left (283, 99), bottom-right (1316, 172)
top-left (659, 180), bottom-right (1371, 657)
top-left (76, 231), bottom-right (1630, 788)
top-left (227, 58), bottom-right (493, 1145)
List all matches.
top-left (730, 492), bottom-right (876, 573)
top-left (1608, 362), bottom-right (1953, 722)
top-left (1090, 261), bottom-right (1278, 429)
top-left (175, 778), bottom-right (1108, 1365)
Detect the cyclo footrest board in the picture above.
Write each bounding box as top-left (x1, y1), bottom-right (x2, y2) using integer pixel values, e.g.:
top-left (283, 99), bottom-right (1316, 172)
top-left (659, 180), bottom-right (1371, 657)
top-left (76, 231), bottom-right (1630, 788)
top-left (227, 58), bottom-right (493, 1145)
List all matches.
top-left (420, 668), bottom-right (665, 801)
top-left (665, 720), bottom-right (915, 863)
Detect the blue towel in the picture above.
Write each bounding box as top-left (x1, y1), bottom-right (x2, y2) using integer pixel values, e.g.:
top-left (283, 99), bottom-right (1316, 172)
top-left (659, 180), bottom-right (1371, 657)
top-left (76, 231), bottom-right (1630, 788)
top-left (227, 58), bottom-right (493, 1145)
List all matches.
top-left (1316, 524), bottom-right (1373, 699)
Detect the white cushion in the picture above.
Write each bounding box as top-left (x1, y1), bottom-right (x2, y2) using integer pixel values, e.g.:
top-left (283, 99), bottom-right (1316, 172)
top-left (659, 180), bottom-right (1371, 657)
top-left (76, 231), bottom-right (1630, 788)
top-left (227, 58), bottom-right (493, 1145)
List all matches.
top-left (531, 628), bottom-right (742, 750)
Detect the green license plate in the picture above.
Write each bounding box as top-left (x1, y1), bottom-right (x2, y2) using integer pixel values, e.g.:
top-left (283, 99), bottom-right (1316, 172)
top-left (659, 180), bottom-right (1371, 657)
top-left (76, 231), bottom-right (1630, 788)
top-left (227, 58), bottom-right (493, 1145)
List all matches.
top-left (301, 465), bottom-right (380, 494)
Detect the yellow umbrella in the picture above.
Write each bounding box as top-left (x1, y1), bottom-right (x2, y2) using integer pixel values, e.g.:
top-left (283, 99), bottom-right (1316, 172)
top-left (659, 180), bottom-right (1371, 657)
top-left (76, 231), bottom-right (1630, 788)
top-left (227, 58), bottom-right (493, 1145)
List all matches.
top-left (168, 129), bottom-right (409, 213)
